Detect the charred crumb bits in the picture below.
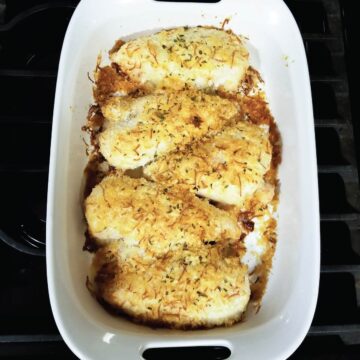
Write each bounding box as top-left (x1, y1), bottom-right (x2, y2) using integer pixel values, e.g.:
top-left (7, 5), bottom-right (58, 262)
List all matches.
top-left (191, 115), bottom-right (203, 128)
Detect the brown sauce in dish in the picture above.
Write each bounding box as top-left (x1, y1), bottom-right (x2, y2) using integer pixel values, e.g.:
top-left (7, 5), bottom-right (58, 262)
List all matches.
top-left (82, 105), bottom-right (105, 156)
top-left (235, 83), bottom-right (281, 304)
top-left (82, 101), bottom-right (113, 198)
top-left (250, 215), bottom-right (277, 304)
top-left (86, 104), bottom-right (105, 130)
top-left (93, 64), bottom-right (143, 104)
top-left (82, 154), bottom-right (111, 199)
top-left (83, 229), bottom-right (100, 253)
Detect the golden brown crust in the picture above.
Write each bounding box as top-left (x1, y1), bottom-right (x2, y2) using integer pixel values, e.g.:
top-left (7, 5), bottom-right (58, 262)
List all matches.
top-left (84, 173), bottom-right (242, 255)
top-left (98, 90), bottom-right (241, 170)
top-left (110, 26), bottom-right (249, 93)
top-left (82, 26), bottom-right (282, 329)
top-left (90, 242), bottom-right (250, 329)
top-left (242, 94), bottom-right (282, 183)
top-left (93, 64), bottom-right (142, 105)
top-left (144, 120), bottom-right (273, 210)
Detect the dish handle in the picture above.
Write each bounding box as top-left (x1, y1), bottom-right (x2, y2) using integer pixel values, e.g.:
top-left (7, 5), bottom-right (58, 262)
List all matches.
top-left (140, 340), bottom-right (233, 360)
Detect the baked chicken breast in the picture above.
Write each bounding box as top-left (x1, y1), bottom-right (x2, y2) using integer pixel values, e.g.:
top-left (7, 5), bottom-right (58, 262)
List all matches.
top-left (90, 241), bottom-right (250, 329)
top-left (99, 90), bottom-right (240, 169)
top-left (85, 173), bottom-right (242, 257)
top-left (110, 26), bottom-right (249, 93)
top-left (145, 121), bottom-right (273, 210)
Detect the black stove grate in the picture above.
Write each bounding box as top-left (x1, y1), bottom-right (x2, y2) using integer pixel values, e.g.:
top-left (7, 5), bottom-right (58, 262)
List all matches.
top-left (0, 0), bottom-right (359, 358)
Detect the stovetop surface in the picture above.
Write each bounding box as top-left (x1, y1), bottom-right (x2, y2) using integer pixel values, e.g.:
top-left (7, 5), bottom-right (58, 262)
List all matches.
top-left (0, 0), bottom-right (359, 358)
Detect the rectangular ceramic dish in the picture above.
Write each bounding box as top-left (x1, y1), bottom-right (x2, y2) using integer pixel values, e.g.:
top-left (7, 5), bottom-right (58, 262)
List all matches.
top-left (46, 0), bottom-right (320, 359)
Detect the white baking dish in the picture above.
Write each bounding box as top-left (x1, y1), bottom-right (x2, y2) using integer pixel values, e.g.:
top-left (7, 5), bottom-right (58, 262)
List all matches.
top-left (46, 0), bottom-right (320, 359)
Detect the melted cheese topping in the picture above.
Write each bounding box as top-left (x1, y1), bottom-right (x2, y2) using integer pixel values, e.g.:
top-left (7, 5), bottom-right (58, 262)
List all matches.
top-left (85, 173), bottom-right (242, 257)
top-left (145, 121), bottom-right (273, 209)
top-left (99, 90), bottom-right (240, 169)
top-left (110, 26), bottom-right (249, 92)
top-left (91, 243), bottom-right (250, 329)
